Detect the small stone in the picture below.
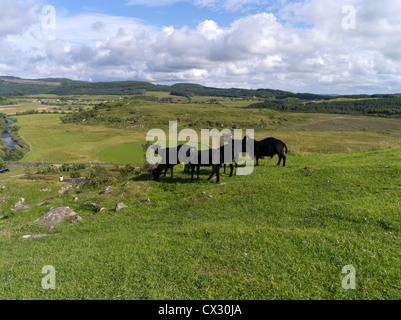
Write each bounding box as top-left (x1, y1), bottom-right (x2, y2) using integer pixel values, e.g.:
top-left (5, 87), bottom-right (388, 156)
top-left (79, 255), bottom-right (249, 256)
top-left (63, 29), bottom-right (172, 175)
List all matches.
top-left (73, 196), bottom-right (79, 201)
top-left (58, 184), bottom-right (73, 194)
top-left (21, 234), bottom-right (47, 240)
top-left (68, 215), bottom-right (82, 223)
top-left (11, 198), bottom-right (31, 211)
top-left (101, 186), bottom-right (113, 194)
top-left (115, 203), bottom-right (128, 211)
top-left (189, 212), bottom-right (196, 216)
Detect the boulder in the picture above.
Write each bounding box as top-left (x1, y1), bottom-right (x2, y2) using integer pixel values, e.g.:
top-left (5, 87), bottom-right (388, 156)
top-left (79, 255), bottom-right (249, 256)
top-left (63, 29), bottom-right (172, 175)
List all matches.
top-left (35, 206), bottom-right (75, 226)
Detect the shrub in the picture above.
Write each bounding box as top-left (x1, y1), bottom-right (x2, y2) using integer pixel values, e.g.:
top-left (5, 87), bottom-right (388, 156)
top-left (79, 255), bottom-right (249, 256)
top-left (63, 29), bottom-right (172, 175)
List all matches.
top-left (70, 171), bottom-right (82, 178)
top-left (119, 164), bottom-right (136, 177)
top-left (85, 166), bottom-right (116, 188)
top-left (5, 147), bottom-right (24, 161)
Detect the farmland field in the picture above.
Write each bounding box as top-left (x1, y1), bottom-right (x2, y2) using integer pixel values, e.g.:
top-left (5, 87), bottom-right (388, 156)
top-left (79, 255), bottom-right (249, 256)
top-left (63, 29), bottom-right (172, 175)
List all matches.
top-left (0, 94), bottom-right (400, 300)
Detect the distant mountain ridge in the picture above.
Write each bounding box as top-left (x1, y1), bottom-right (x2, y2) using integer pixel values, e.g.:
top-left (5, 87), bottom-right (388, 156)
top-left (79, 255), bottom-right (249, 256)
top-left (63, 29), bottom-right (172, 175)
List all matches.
top-left (0, 76), bottom-right (328, 99)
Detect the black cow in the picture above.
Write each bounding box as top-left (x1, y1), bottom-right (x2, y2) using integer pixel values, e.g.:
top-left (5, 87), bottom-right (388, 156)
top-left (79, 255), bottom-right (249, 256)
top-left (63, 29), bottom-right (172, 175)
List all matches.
top-left (151, 144), bottom-right (193, 180)
top-left (219, 144), bottom-right (234, 177)
top-left (188, 148), bottom-right (222, 183)
top-left (242, 135), bottom-right (288, 167)
top-left (220, 133), bottom-right (244, 176)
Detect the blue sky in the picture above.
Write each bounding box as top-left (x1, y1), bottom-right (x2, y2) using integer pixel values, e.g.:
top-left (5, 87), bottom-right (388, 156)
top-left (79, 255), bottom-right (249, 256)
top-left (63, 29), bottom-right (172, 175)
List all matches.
top-left (44, 0), bottom-right (284, 29)
top-left (2, 0), bottom-right (401, 94)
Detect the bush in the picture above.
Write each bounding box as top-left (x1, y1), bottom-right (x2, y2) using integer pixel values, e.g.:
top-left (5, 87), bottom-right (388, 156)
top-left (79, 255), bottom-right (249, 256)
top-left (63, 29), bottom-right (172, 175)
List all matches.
top-left (85, 166), bottom-right (116, 188)
top-left (5, 147), bottom-right (24, 161)
top-left (70, 171), bottom-right (82, 178)
top-left (119, 164), bottom-right (136, 177)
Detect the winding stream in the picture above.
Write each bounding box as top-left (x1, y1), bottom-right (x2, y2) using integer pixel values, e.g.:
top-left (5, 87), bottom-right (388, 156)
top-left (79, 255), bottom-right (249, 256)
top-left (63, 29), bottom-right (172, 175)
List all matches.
top-left (2, 119), bottom-right (22, 160)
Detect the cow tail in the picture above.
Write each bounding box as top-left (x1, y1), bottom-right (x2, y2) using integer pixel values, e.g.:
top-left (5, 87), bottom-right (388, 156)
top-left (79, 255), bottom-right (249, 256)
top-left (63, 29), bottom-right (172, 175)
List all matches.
top-left (284, 143), bottom-right (288, 154)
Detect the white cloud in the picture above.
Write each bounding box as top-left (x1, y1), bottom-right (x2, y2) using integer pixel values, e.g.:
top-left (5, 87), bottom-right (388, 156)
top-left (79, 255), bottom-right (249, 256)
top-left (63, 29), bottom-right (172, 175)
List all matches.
top-left (0, 0), bottom-right (38, 37)
top-left (2, 0), bottom-right (401, 94)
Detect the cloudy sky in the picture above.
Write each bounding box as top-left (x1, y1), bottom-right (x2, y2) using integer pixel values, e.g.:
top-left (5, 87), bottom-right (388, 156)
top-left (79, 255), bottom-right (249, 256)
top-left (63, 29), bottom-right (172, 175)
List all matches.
top-left (1, 0), bottom-right (401, 94)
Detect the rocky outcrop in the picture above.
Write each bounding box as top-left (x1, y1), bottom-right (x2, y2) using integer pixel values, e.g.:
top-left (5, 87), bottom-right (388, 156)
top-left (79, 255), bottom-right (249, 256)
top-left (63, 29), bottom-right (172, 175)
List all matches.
top-left (35, 206), bottom-right (76, 226)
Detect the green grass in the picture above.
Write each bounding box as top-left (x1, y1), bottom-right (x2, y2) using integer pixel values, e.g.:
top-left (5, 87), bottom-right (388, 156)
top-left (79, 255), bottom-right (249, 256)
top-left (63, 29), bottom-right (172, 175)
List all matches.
top-left (98, 143), bottom-right (144, 163)
top-left (0, 148), bottom-right (400, 299)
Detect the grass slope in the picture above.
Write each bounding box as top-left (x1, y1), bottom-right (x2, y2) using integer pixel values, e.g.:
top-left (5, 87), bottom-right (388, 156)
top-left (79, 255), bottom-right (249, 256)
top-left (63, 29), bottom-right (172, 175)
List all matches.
top-left (0, 148), bottom-right (400, 299)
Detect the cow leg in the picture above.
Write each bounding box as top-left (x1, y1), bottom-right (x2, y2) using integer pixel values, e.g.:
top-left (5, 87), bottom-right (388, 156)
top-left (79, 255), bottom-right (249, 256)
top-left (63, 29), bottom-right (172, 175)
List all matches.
top-left (216, 166), bottom-right (220, 183)
top-left (283, 155), bottom-right (286, 167)
top-left (277, 155), bottom-right (282, 166)
top-left (190, 166), bottom-right (195, 182)
top-left (207, 169), bottom-right (214, 180)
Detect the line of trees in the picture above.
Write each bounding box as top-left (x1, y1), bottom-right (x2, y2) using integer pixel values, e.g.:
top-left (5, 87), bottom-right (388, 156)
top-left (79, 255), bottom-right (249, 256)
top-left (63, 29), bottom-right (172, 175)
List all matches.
top-left (247, 96), bottom-right (401, 118)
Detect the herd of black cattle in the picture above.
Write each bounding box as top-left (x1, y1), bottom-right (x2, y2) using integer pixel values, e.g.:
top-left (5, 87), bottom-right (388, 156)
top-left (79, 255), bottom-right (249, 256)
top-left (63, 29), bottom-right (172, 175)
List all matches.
top-left (151, 136), bottom-right (288, 183)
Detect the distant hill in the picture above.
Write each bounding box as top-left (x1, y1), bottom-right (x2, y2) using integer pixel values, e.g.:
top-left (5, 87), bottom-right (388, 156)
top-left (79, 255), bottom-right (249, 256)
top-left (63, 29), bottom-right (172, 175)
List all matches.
top-left (0, 76), bottom-right (327, 100)
top-left (0, 76), bottom-right (86, 96)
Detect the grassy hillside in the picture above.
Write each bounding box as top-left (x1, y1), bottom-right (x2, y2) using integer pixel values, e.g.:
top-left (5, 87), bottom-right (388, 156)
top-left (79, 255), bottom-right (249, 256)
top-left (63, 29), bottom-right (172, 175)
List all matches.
top-left (0, 147), bottom-right (400, 299)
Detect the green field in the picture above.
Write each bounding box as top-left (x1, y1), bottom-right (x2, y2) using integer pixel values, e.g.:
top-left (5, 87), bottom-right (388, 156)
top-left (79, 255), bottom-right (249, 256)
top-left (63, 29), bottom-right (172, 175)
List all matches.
top-left (0, 94), bottom-right (400, 300)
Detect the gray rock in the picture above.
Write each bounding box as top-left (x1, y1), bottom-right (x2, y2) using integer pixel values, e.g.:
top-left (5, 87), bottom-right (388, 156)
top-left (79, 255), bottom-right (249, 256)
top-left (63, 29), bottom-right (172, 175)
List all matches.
top-left (115, 203), bottom-right (128, 211)
top-left (35, 206), bottom-right (75, 226)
